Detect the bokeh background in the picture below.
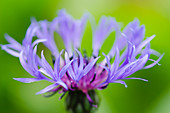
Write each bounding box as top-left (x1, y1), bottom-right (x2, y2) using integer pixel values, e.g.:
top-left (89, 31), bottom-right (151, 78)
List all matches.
top-left (0, 0), bottom-right (169, 113)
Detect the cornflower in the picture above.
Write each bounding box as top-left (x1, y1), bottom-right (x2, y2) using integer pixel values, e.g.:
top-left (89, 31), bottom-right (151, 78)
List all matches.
top-left (1, 9), bottom-right (163, 113)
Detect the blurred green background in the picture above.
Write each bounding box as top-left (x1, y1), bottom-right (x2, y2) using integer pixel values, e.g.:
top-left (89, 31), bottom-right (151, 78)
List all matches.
top-left (0, 0), bottom-right (169, 113)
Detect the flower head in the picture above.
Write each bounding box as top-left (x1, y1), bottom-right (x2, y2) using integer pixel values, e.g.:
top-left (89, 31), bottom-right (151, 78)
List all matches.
top-left (1, 9), bottom-right (163, 112)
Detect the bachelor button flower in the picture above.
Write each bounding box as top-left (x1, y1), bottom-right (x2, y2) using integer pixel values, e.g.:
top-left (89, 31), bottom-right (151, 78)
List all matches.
top-left (1, 9), bottom-right (164, 113)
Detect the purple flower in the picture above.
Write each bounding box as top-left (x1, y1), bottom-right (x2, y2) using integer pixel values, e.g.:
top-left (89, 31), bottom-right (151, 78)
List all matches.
top-left (1, 9), bottom-right (163, 108)
top-left (1, 34), bottom-right (23, 57)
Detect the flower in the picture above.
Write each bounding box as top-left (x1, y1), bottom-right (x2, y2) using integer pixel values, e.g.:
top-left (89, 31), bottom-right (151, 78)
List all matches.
top-left (1, 9), bottom-right (163, 112)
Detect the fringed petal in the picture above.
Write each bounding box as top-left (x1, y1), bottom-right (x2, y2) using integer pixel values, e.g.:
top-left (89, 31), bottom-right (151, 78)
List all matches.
top-left (54, 50), bottom-right (64, 74)
top-left (40, 51), bottom-right (54, 79)
top-left (59, 59), bottom-right (74, 78)
top-left (111, 80), bottom-right (128, 88)
top-left (92, 17), bottom-right (120, 56)
top-left (1, 45), bottom-right (20, 57)
top-left (124, 77), bottom-right (148, 82)
top-left (81, 56), bottom-right (100, 77)
top-left (144, 53), bottom-right (164, 69)
top-left (13, 78), bottom-right (42, 83)
top-left (36, 83), bottom-right (58, 95)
